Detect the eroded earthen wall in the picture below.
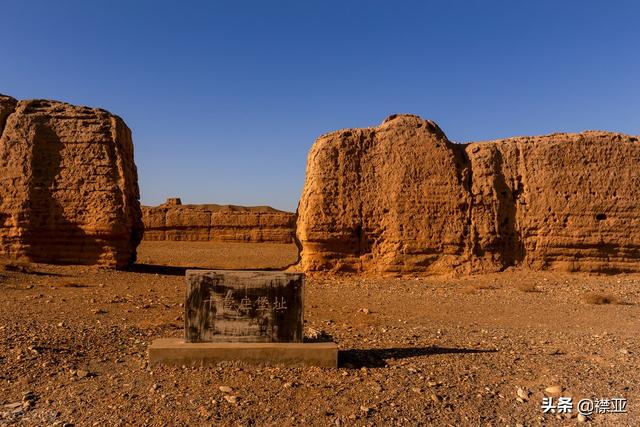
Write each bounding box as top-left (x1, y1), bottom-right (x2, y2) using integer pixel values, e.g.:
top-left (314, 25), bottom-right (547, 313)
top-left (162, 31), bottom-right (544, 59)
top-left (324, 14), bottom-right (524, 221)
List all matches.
top-left (0, 95), bottom-right (143, 267)
top-left (297, 114), bottom-right (640, 274)
top-left (142, 202), bottom-right (295, 243)
top-left (466, 132), bottom-right (640, 273)
top-left (297, 114), bottom-right (471, 273)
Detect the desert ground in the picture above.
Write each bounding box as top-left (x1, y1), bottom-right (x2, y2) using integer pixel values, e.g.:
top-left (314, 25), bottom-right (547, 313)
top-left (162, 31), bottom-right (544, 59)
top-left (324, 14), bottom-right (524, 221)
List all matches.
top-left (136, 241), bottom-right (299, 270)
top-left (1, 242), bottom-right (638, 426)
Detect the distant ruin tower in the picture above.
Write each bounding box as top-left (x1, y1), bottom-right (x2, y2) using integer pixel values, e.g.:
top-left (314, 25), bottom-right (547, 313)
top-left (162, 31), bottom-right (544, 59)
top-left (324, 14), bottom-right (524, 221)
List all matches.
top-left (163, 197), bottom-right (182, 206)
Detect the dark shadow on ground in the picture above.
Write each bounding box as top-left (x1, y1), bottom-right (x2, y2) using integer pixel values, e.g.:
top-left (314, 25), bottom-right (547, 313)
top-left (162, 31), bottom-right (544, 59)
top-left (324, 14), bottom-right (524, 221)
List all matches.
top-left (2, 269), bottom-right (67, 277)
top-left (26, 270), bottom-right (67, 277)
top-left (339, 346), bottom-right (498, 368)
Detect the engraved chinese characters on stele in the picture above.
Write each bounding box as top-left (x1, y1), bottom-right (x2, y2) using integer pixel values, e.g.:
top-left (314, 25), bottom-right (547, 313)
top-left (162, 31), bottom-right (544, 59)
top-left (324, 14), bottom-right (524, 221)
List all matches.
top-left (185, 270), bottom-right (304, 343)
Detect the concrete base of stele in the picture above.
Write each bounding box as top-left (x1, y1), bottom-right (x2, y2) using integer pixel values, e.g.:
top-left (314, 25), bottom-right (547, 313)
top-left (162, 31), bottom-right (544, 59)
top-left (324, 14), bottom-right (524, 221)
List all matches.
top-left (148, 338), bottom-right (338, 368)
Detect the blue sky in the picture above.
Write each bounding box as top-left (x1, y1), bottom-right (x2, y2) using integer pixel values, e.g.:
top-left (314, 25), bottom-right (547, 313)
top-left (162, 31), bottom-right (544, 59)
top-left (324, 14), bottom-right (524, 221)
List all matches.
top-left (1, 1), bottom-right (638, 211)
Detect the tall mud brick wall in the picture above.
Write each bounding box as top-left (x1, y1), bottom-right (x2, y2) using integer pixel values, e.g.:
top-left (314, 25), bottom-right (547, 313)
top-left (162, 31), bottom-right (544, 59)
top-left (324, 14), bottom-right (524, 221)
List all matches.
top-left (0, 94), bottom-right (143, 267)
top-left (297, 114), bottom-right (640, 274)
top-left (142, 200), bottom-right (295, 243)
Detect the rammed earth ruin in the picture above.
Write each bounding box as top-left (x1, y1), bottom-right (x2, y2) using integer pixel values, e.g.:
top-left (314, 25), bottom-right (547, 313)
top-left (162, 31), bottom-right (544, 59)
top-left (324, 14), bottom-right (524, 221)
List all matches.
top-left (0, 94), bottom-right (142, 268)
top-left (296, 114), bottom-right (640, 274)
top-left (2, 94), bottom-right (639, 274)
top-left (142, 198), bottom-right (296, 244)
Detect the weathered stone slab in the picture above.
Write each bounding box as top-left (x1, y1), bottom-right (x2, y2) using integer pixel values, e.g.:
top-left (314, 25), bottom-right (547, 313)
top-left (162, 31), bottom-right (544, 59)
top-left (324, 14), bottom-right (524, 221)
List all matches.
top-left (185, 270), bottom-right (303, 343)
top-left (148, 338), bottom-right (337, 368)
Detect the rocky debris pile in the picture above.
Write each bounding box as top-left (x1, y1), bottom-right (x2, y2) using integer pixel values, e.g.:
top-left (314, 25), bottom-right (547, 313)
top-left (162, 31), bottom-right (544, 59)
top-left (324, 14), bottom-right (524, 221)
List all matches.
top-left (297, 114), bottom-right (640, 274)
top-left (142, 199), bottom-right (295, 243)
top-left (0, 94), bottom-right (143, 267)
top-left (0, 391), bottom-right (39, 424)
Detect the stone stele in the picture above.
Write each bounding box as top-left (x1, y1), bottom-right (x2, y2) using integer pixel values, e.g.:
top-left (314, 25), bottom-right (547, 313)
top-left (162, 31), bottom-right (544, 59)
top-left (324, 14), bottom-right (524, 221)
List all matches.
top-left (149, 270), bottom-right (337, 367)
top-left (184, 270), bottom-right (304, 343)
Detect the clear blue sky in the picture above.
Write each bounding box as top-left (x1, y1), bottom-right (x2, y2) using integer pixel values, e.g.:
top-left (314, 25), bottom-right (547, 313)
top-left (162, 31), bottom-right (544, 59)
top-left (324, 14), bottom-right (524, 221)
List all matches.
top-left (1, 1), bottom-right (638, 211)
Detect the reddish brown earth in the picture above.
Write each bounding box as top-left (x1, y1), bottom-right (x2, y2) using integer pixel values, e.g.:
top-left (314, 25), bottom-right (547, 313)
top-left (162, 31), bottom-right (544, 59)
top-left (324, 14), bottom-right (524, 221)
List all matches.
top-left (137, 240), bottom-right (298, 270)
top-left (0, 95), bottom-right (142, 268)
top-left (1, 243), bottom-right (639, 426)
top-left (297, 114), bottom-right (640, 275)
top-left (142, 199), bottom-right (295, 244)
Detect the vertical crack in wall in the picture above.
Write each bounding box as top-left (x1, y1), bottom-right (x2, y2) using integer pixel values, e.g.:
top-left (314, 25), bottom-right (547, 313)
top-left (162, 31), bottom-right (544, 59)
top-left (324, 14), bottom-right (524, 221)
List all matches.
top-left (452, 142), bottom-right (477, 271)
top-left (512, 141), bottom-right (527, 265)
top-left (454, 141), bottom-right (526, 273)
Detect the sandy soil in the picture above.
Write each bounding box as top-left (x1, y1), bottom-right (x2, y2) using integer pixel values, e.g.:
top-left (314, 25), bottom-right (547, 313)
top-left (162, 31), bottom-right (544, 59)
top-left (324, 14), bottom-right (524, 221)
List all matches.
top-left (1, 243), bottom-right (639, 426)
top-left (137, 241), bottom-right (298, 270)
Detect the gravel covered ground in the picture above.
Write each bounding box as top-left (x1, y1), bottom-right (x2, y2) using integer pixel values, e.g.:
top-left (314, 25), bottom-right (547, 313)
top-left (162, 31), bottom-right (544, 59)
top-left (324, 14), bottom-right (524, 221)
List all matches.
top-left (1, 245), bottom-right (639, 426)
